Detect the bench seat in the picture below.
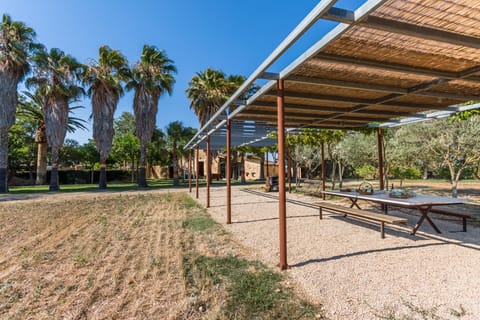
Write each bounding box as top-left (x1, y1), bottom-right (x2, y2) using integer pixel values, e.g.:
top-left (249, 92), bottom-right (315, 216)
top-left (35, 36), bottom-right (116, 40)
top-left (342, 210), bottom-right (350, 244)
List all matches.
top-left (429, 206), bottom-right (475, 232)
top-left (315, 202), bottom-right (408, 238)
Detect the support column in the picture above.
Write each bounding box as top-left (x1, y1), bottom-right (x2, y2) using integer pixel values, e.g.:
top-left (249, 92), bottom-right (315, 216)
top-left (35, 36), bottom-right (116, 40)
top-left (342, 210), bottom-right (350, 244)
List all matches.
top-left (377, 127), bottom-right (385, 190)
top-left (206, 136), bottom-right (211, 208)
top-left (277, 79), bottom-right (288, 270)
top-left (188, 149), bottom-right (192, 193)
top-left (321, 142), bottom-right (326, 200)
top-left (226, 120), bottom-right (232, 224)
top-left (195, 146), bottom-right (199, 199)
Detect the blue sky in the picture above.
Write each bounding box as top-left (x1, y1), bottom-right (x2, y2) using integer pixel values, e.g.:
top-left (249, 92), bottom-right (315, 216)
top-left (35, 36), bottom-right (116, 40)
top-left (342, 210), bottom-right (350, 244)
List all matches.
top-left (1, 0), bottom-right (362, 144)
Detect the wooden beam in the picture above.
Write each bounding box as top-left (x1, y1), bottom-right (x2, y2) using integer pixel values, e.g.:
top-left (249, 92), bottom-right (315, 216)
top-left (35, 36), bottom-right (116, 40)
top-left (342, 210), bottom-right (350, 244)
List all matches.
top-left (287, 75), bottom-right (480, 101)
top-left (363, 16), bottom-right (480, 49)
top-left (264, 90), bottom-right (456, 109)
top-left (313, 53), bottom-right (480, 82)
top-left (240, 110), bottom-right (388, 122)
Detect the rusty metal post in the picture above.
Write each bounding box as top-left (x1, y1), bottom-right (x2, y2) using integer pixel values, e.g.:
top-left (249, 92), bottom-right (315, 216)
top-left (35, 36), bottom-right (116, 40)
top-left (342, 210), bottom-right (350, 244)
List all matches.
top-left (195, 146), bottom-right (199, 199)
top-left (377, 127), bottom-right (385, 190)
top-left (226, 119), bottom-right (232, 224)
top-left (277, 79), bottom-right (288, 270)
top-left (321, 142), bottom-right (326, 200)
top-left (188, 149), bottom-right (192, 193)
top-left (206, 135), bottom-right (211, 208)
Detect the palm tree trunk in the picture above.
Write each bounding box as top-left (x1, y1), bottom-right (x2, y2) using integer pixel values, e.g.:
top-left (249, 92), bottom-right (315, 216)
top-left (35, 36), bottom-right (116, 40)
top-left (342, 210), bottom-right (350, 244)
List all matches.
top-left (240, 152), bottom-right (246, 184)
top-left (259, 153), bottom-right (265, 180)
top-left (49, 145), bottom-right (60, 191)
top-left (265, 152), bottom-right (269, 178)
top-left (0, 129), bottom-right (9, 193)
top-left (36, 142), bottom-right (47, 185)
top-left (138, 142), bottom-right (147, 187)
top-left (99, 159), bottom-right (107, 189)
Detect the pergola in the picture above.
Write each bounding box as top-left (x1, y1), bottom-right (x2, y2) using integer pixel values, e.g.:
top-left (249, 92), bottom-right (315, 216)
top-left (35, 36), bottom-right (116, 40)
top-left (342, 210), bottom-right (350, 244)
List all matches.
top-left (185, 0), bottom-right (480, 269)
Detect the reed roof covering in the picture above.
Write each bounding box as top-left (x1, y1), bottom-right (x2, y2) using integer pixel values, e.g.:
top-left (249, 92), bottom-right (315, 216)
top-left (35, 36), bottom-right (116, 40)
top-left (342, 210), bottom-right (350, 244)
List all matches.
top-left (186, 0), bottom-right (480, 148)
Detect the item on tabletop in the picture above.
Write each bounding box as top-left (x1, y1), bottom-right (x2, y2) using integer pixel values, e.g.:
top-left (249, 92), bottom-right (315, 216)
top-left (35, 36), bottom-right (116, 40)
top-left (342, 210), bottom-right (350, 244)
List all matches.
top-left (388, 188), bottom-right (415, 199)
top-left (357, 181), bottom-right (374, 195)
top-left (339, 188), bottom-right (352, 192)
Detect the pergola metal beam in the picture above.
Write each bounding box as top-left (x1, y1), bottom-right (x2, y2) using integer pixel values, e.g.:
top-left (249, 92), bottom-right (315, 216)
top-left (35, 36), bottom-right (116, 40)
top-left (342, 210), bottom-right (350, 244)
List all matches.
top-left (249, 101), bottom-right (420, 117)
top-left (184, 0), bottom-right (341, 149)
top-left (260, 72), bottom-right (280, 80)
top-left (323, 7), bottom-right (355, 24)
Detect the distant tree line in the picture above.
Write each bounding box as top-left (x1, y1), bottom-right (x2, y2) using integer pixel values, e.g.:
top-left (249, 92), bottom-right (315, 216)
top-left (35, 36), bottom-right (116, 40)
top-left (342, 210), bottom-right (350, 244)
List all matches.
top-left (1, 13), bottom-right (195, 192)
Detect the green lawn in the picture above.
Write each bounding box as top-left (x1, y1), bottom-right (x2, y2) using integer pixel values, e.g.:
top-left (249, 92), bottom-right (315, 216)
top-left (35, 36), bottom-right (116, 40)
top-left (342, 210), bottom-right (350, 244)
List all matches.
top-left (2, 178), bottom-right (266, 196)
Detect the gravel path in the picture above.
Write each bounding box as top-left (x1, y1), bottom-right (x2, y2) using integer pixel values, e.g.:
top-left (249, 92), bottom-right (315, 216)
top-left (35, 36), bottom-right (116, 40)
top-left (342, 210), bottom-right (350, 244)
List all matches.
top-left (194, 185), bottom-right (480, 320)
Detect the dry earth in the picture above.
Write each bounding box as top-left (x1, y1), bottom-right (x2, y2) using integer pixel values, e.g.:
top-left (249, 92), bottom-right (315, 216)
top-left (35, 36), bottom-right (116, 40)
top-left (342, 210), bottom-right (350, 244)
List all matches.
top-left (0, 191), bottom-right (194, 319)
top-left (0, 189), bottom-right (320, 320)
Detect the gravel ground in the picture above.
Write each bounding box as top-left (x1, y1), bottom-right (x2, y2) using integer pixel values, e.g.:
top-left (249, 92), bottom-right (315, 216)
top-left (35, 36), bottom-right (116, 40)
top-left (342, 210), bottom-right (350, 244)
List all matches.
top-left (193, 185), bottom-right (480, 320)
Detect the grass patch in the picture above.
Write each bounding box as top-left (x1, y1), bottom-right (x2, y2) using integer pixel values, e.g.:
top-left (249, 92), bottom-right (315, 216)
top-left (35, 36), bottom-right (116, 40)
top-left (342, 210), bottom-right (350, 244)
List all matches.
top-left (181, 193), bottom-right (323, 319)
top-left (183, 214), bottom-right (217, 232)
top-left (3, 179), bottom-right (186, 195)
top-left (181, 196), bottom-right (217, 232)
top-left (182, 253), bottom-right (321, 319)
top-left (179, 196), bottom-right (201, 209)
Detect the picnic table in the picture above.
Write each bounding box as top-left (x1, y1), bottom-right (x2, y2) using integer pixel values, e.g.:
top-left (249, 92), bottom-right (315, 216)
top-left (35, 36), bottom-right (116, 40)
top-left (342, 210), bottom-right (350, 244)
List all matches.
top-left (322, 190), bottom-right (468, 235)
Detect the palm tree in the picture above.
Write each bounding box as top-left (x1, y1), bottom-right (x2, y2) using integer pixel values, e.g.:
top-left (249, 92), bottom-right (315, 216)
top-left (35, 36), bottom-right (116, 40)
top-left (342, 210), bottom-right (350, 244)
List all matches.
top-left (186, 70), bottom-right (245, 183)
top-left (126, 45), bottom-right (176, 188)
top-left (18, 90), bottom-right (87, 185)
top-left (186, 68), bottom-right (234, 127)
top-left (165, 121), bottom-right (197, 186)
top-left (27, 47), bottom-right (84, 191)
top-left (0, 14), bottom-right (38, 192)
top-left (84, 45), bottom-right (129, 189)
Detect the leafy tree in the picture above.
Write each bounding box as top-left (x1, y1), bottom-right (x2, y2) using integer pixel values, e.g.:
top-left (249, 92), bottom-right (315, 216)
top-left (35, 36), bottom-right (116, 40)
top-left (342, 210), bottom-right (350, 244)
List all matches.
top-left (422, 116), bottom-right (480, 197)
top-left (59, 139), bottom-right (81, 167)
top-left (146, 128), bottom-right (168, 166)
top-left (111, 134), bottom-right (140, 183)
top-left (112, 112), bottom-right (139, 181)
top-left (77, 139), bottom-right (99, 183)
top-left (27, 47), bottom-right (84, 191)
top-left (0, 14), bottom-right (38, 192)
top-left (126, 45), bottom-right (176, 187)
top-left (8, 112), bottom-right (36, 182)
top-left (84, 45), bottom-right (130, 189)
top-left (340, 132), bottom-right (378, 169)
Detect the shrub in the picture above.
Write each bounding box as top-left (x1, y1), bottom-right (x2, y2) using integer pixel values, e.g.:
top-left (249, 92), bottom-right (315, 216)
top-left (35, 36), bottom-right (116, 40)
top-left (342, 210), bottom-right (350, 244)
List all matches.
top-left (355, 165), bottom-right (377, 179)
top-left (391, 166), bottom-right (421, 180)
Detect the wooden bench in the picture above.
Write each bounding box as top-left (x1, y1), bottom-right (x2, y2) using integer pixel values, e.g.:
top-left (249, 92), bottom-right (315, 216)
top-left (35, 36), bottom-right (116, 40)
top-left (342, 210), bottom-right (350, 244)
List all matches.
top-left (316, 202), bottom-right (408, 238)
top-left (429, 207), bottom-right (475, 232)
